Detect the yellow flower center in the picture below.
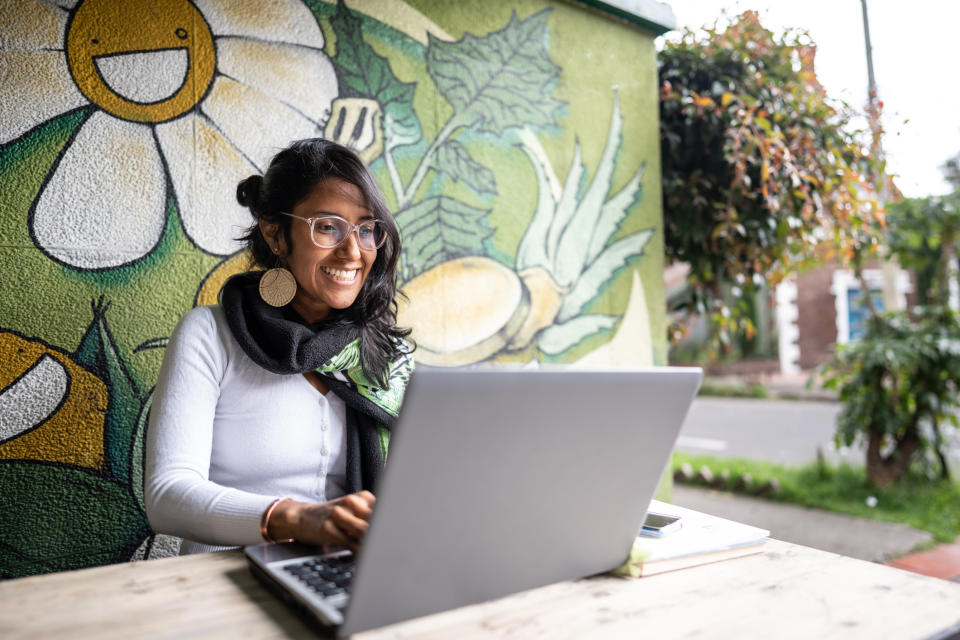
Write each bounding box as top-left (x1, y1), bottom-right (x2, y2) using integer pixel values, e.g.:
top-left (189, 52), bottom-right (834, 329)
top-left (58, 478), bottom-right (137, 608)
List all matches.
top-left (66, 0), bottom-right (215, 123)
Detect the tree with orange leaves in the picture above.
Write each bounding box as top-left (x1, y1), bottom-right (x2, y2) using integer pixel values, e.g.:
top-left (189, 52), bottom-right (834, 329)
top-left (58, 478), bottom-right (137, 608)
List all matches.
top-left (660, 11), bottom-right (889, 345)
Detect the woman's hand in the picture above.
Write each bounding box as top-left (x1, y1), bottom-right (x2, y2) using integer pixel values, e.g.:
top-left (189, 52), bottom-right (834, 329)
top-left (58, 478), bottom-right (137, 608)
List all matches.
top-left (265, 491), bottom-right (376, 550)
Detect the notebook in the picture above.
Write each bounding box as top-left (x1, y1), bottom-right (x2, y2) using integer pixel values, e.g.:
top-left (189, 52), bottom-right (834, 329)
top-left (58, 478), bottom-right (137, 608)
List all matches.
top-left (245, 366), bottom-right (702, 636)
top-left (620, 500), bottom-right (770, 577)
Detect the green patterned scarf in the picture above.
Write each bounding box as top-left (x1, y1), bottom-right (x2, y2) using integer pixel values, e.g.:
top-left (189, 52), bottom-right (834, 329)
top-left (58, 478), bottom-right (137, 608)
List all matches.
top-left (315, 337), bottom-right (415, 458)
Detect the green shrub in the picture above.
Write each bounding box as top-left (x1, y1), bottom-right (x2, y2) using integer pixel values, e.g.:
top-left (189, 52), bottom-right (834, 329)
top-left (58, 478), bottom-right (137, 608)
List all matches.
top-left (820, 307), bottom-right (960, 486)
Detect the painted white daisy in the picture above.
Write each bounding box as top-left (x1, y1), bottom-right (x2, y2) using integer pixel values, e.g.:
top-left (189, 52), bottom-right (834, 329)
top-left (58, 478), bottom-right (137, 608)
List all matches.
top-left (1, 0), bottom-right (338, 270)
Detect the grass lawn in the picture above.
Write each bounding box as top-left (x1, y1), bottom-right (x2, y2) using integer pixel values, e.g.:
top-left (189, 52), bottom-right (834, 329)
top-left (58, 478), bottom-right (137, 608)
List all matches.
top-left (697, 379), bottom-right (768, 399)
top-left (672, 452), bottom-right (960, 543)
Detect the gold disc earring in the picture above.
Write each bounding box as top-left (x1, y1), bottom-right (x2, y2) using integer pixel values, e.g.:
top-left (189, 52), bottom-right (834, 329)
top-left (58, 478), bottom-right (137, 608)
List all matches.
top-left (259, 247), bottom-right (297, 307)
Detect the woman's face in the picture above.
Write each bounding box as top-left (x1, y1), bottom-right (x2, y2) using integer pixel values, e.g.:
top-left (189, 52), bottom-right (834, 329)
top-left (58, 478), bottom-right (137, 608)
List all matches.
top-left (264, 178), bottom-right (377, 323)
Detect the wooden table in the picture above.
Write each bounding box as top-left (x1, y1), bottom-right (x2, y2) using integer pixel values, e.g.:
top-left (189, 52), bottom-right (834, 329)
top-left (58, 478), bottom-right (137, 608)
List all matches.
top-left (2, 540), bottom-right (959, 639)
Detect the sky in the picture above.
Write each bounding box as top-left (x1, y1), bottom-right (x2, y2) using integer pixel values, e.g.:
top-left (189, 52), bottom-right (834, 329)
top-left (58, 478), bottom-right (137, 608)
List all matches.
top-left (664, 1), bottom-right (960, 199)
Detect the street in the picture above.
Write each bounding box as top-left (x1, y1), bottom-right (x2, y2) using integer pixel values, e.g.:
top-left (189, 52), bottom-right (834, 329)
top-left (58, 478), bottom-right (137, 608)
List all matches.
top-left (678, 397), bottom-right (960, 471)
top-left (676, 397), bottom-right (857, 466)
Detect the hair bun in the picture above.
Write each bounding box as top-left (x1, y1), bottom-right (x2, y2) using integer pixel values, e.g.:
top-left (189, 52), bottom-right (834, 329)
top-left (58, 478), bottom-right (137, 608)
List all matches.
top-left (236, 174), bottom-right (264, 209)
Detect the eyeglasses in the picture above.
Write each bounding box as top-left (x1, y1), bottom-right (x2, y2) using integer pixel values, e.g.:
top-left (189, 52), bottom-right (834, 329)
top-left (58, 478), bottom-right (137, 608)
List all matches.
top-left (278, 212), bottom-right (386, 251)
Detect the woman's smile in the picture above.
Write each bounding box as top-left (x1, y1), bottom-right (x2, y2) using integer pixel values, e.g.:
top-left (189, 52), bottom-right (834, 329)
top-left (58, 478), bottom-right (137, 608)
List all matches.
top-left (320, 265), bottom-right (360, 283)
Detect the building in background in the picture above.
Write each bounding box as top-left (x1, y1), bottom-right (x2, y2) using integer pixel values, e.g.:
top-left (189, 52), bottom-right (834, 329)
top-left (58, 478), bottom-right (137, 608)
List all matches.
top-left (775, 262), bottom-right (912, 374)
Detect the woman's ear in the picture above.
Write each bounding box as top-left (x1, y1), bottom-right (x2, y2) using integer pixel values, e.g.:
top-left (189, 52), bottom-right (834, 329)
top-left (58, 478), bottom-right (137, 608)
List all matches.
top-left (259, 219), bottom-right (284, 256)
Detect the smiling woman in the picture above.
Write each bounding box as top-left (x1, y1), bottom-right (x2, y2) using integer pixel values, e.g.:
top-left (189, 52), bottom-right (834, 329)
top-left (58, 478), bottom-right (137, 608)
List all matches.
top-left (144, 138), bottom-right (414, 555)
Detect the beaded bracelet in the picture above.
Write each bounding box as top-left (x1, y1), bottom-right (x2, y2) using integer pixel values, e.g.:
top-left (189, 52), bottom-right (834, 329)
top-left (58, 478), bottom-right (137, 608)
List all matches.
top-left (260, 497), bottom-right (296, 544)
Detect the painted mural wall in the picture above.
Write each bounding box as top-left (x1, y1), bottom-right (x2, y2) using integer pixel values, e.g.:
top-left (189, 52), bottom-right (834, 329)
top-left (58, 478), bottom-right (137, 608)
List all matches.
top-left (0, 0), bottom-right (667, 577)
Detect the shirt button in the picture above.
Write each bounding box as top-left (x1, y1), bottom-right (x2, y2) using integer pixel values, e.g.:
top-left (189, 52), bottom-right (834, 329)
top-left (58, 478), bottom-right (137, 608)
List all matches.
top-left (321, 423), bottom-right (329, 432)
top-left (321, 447), bottom-right (329, 456)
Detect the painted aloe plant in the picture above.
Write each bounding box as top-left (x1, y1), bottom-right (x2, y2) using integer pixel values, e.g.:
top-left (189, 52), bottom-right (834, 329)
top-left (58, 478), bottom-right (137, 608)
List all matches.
top-left (513, 91), bottom-right (653, 356)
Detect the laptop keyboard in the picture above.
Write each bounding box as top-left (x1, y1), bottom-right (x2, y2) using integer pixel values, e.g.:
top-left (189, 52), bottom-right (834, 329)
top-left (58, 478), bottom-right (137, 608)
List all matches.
top-left (283, 555), bottom-right (355, 601)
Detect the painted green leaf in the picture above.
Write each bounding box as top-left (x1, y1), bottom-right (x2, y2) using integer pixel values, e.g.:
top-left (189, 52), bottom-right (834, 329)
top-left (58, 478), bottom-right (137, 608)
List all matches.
top-left (329, 0), bottom-right (421, 151)
top-left (546, 141), bottom-right (585, 282)
top-left (431, 140), bottom-right (497, 195)
top-left (558, 229), bottom-right (654, 323)
top-left (426, 9), bottom-right (564, 134)
top-left (130, 391), bottom-right (153, 516)
top-left (538, 314), bottom-right (618, 355)
top-left (515, 139), bottom-right (557, 271)
top-left (395, 196), bottom-right (492, 278)
top-left (74, 298), bottom-right (143, 484)
top-left (0, 461), bottom-right (150, 578)
top-left (587, 165), bottom-right (645, 265)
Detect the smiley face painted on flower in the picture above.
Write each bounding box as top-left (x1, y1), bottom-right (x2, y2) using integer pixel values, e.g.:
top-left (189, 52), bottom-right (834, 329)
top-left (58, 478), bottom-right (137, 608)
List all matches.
top-left (3, 0), bottom-right (339, 271)
top-left (66, 0), bottom-right (216, 124)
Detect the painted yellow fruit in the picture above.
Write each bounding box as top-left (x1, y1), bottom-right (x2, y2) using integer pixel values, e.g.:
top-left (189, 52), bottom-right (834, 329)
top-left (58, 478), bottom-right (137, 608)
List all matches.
top-left (397, 257), bottom-right (531, 366)
top-left (195, 250), bottom-right (257, 306)
top-left (398, 258), bottom-right (575, 366)
top-left (0, 331), bottom-right (107, 471)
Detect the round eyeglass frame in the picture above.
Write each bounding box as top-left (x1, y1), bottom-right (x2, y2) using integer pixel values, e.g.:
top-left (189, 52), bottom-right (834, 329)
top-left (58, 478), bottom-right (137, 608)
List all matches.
top-left (277, 212), bottom-right (386, 251)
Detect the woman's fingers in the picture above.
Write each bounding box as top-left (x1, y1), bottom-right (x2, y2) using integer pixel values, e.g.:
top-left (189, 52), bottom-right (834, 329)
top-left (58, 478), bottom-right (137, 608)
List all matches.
top-left (320, 516), bottom-right (354, 548)
top-left (330, 505), bottom-right (370, 540)
top-left (342, 492), bottom-right (375, 520)
top-left (324, 492), bottom-right (376, 542)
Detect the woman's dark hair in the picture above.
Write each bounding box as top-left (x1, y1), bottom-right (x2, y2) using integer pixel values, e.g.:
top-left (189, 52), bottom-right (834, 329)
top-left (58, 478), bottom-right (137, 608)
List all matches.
top-left (237, 138), bottom-right (410, 387)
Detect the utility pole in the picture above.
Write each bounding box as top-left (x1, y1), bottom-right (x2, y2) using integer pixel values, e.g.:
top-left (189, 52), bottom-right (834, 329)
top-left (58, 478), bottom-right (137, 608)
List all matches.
top-left (861, 0), bottom-right (877, 108)
top-left (860, 0), bottom-right (905, 313)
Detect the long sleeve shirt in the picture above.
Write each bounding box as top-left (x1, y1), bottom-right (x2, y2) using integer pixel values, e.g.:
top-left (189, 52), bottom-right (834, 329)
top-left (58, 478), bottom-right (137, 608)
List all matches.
top-left (144, 305), bottom-right (347, 554)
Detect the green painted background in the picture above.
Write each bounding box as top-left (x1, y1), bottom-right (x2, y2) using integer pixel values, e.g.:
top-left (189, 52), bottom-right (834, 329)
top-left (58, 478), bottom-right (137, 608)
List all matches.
top-left (0, 0), bottom-right (666, 578)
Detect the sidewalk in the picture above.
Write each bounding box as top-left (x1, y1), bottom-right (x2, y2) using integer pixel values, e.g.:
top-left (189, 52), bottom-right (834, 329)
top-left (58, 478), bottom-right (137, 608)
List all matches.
top-left (672, 485), bottom-right (960, 581)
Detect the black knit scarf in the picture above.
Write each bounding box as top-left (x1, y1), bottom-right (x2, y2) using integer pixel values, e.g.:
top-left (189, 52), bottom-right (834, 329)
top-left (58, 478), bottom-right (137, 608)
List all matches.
top-left (219, 271), bottom-right (413, 492)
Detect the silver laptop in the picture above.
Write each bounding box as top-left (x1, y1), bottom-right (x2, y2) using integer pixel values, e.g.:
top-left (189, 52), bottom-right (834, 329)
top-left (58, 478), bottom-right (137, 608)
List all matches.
top-left (245, 366), bottom-right (702, 636)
